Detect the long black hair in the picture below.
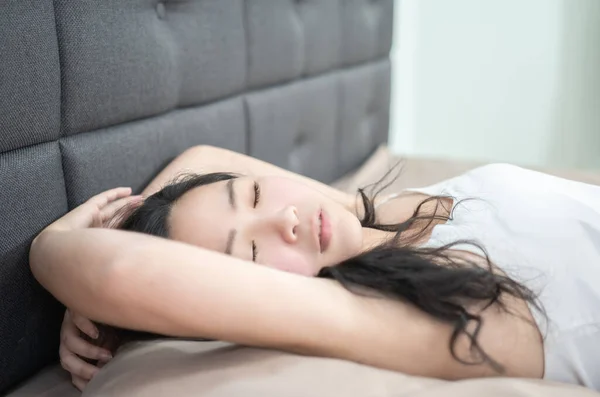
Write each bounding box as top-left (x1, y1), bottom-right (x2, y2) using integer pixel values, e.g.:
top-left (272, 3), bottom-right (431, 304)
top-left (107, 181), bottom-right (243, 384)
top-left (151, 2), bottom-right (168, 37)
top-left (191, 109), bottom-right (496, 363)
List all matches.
top-left (107, 170), bottom-right (542, 372)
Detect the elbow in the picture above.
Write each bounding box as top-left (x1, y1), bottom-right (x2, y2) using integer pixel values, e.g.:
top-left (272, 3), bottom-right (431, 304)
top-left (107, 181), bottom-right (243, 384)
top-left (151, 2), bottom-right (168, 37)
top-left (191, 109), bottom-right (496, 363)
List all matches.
top-left (186, 144), bottom-right (229, 159)
top-left (28, 229), bottom-right (128, 318)
top-left (185, 144), bottom-right (213, 157)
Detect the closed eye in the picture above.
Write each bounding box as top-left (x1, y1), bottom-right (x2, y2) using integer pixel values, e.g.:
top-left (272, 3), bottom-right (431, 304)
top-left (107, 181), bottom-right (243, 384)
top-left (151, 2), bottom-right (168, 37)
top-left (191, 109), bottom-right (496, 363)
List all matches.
top-left (252, 240), bottom-right (258, 262)
top-left (253, 181), bottom-right (261, 207)
top-left (251, 181), bottom-right (260, 262)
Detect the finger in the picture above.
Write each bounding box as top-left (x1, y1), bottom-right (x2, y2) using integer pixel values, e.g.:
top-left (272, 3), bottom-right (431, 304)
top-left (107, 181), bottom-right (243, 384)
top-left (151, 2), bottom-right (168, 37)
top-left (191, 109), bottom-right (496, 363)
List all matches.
top-left (60, 348), bottom-right (100, 380)
top-left (70, 312), bottom-right (99, 340)
top-left (64, 331), bottom-right (113, 361)
top-left (72, 375), bottom-right (88, 392)
top-left (61, 319), bottom-right (78, 348)
top-left (66, 335), bottom-right (113, 361)
top-left (61, 311), bottom-right (81, 342)
top-left (89, 187), bottom-right (133, 208)
top-left (100, 195), bottom-right (143, 224)
top-left (62, 309), bottom-right (73, 329)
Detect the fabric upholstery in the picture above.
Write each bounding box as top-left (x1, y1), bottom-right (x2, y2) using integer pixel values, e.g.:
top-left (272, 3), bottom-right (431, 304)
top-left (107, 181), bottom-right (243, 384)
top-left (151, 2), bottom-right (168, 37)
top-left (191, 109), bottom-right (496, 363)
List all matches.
top-left (54, 0), bottom-right (247, 135)
top-left (0, 143), bottom-right (68, 391)
top-left (246, 60), bottom-right (390, 182)
top-left (0, 0), bottom-right (60, 153)
top-left (60, 98), bottom-right (247, 207)
top-left (245, 0), bottom-right (342, 87)
top-left (340, 0), bottom-right (394, 66)
top-left (338, 60), bottom-right (391, 174)
top-left (0, 0), bottom-right (392, 393)
top-left (246, 72), bottom-right (339, 182)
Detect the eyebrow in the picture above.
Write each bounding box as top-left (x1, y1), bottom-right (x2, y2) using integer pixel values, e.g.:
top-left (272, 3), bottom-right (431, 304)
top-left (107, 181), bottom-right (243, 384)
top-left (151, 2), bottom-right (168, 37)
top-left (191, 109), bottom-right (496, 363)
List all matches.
top-left (225, 179), bottom-right (237, 255)
top-left (226, 179), bottom-right (237, 210)
top-left (225, 229), bottom-right (237, 255)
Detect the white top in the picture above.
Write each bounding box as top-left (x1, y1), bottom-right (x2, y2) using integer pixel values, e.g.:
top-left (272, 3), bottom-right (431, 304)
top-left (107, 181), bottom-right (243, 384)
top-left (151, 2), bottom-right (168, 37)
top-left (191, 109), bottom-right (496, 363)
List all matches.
top-left (386, 164), bottom-right (600, 389)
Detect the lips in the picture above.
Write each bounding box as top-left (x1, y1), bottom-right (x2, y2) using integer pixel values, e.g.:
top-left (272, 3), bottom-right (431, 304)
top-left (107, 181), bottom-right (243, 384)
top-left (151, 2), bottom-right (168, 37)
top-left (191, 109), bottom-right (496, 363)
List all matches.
top-left (318, 209), bottom-right (332, 253)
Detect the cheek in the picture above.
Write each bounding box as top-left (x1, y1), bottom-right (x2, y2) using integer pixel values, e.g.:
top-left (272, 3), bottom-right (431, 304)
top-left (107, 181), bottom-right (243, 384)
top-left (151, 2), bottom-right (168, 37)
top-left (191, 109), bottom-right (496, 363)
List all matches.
top-left (261, 247), bottom-right (315, 277)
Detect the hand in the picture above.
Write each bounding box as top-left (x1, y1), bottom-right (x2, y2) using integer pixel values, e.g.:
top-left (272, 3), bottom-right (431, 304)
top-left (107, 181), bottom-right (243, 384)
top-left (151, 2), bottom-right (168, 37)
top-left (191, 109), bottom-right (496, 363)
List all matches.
top-left (59, 310), bottom-right (113, 391)
top-left (44, 187), bottom-right (142, 233)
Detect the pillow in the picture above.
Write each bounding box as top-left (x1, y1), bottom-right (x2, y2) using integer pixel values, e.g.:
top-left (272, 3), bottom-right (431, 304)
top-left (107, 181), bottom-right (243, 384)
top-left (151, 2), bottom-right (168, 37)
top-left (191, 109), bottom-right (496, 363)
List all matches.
top-left (83, 340), bottom-right (598, 397)
top-left (83, 339), bottom-right (440, 397)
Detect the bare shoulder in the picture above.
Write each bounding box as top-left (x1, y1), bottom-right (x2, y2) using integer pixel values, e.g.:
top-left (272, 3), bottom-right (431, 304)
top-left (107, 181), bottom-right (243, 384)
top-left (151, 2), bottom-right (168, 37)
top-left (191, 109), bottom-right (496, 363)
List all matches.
top-left (342, 241), bottom-right (545, 379)
top-left (446, 249), bottom-right (545, 378)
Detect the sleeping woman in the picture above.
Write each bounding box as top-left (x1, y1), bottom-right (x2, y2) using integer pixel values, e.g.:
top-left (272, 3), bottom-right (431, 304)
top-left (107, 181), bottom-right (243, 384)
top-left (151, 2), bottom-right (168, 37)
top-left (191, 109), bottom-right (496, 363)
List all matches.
top-left (29, 145), bottom-right (600, 391)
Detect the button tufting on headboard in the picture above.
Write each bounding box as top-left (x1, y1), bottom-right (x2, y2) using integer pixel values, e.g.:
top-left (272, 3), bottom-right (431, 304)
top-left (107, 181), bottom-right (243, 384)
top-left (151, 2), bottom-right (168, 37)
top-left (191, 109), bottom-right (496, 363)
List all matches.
top-left (156, 2), bottom-right (166, 19)
top-left (289, 144), bottom-right (310, 175)
top-left (340, 0), bottom-right (393, 66)
top-left (293, 131), bottom-right (308, 147)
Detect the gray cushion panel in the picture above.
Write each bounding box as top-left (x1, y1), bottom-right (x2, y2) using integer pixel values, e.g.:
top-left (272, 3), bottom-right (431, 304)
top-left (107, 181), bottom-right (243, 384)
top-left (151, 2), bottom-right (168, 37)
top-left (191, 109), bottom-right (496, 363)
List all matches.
top-left (0, 143), bottom-right (68, 392)
top-left (298, 0), bottom-right (343, 76)
top-left (60, 97), bottom-right (246, 207)
top-left (0, 0), bottom-right (60, 152)
top-left (55, 0), bottom-right (246, 135)
top-left (341, 0), bottom-right (394, 66)
top-left (246, 74), bottom-right (338, 183)
top-left (166, 1), bottom-right (246, 108)
top-left (246, 0), bottom-right (341, 88)
top-left (338, 60), bottom-right (391, 175)
top-left (247, 60), bottom-right (390, 183)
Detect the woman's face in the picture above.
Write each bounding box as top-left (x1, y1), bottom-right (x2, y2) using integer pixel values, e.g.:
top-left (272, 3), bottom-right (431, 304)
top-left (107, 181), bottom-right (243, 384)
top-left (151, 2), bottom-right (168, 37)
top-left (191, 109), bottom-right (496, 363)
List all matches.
top-left (168, 176), bottom-right (363, 276)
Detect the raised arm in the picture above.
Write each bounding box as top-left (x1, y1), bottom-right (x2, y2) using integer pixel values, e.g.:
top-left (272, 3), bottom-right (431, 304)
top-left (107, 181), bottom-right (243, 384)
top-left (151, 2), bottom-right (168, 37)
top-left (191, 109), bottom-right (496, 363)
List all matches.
top-left (143, 145), bottom-right (357, 213)
top-left (31, 226), bottom-right (542, 381)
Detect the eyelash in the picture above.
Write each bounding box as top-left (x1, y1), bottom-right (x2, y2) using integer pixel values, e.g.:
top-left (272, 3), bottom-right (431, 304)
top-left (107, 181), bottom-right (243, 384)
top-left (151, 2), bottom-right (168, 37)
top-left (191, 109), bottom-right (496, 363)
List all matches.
top-left (253, 182), bottom-right (261, 207)
top-left (252, 241), bottom-right (258, 262)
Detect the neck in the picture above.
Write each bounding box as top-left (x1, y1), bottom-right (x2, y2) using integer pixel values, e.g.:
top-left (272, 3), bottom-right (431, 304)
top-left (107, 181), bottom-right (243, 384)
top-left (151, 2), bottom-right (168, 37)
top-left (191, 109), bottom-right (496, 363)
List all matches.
top-left (356, 191), bottom-right (452, 253)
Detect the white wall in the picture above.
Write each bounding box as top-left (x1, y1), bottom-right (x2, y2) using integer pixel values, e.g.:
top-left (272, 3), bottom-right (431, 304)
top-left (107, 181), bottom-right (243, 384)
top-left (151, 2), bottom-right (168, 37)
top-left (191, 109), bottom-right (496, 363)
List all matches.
top-left (389, 0), bottom-right (600, 170)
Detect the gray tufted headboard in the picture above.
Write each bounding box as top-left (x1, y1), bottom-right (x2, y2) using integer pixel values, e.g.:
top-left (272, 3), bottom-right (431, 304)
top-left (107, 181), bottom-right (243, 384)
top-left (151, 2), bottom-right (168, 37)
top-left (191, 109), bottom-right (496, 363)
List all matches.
top-left (0, 0), bottom-right (392, 392)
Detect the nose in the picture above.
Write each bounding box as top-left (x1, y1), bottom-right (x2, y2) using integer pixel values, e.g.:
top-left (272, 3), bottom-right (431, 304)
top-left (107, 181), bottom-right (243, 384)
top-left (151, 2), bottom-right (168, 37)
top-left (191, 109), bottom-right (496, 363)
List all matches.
top-left (270, 205), bottom-right (299, 244)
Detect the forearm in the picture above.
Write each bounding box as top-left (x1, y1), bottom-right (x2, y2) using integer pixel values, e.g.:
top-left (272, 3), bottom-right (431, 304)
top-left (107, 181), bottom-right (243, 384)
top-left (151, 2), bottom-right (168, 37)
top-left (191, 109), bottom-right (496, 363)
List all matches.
top-left (30, 229), bottom-right (125, 318)
top-left (30, 228), bottom-right (433, 374)
top-left (30, 228), bottom-right (350, 352)
top-left (111, 234), bottom-right (352, 349)
top-left (143, 145), bottom-right (358, 213)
